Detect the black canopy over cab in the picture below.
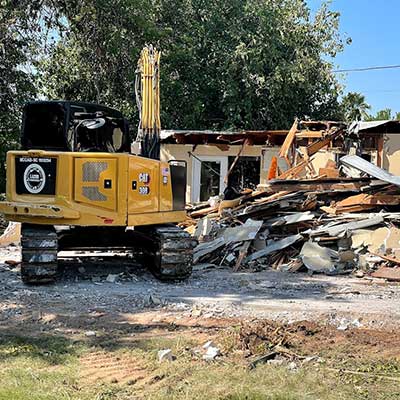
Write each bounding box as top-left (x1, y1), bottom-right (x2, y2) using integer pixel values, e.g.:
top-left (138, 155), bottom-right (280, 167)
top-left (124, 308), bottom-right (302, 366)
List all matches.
top-left (21, 101), bottom-right (130, 153)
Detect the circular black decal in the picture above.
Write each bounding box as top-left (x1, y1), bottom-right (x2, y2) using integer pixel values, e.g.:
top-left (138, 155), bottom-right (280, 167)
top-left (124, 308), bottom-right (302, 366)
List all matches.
top-left (23, 163), bottom-right (46, 194)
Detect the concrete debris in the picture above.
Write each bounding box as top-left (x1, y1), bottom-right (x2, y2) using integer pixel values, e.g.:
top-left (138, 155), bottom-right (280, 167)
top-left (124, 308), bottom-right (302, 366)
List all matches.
top-left (202, 345), bottom-right (221, 361)
top-left (300, 241), bottom-right (339, 274)
top-left (267, 359), bottom-right (285, 366)
top-left (337, 318), bottom-right (362, 331)
top-left (191, 305), bottom-right (203, 317)
top-left (148, 295), bottom-right (163, 306)
top-left (287, 361), bottom-right (298, 371)
top-left (158, 349), bottom-right (174, 362)
top-left (106, 274), bottom-right (119, 283)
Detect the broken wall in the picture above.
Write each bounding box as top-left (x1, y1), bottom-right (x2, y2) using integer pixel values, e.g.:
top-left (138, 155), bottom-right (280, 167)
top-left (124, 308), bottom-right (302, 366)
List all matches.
top-left (383, 133), bottom-right (400, 176)
top-left (309, 150), bottom-right (336, 174)
top-left (259, 148), bottom-right (287, 184)
top-left (161, 144), bottom-right (269, 202)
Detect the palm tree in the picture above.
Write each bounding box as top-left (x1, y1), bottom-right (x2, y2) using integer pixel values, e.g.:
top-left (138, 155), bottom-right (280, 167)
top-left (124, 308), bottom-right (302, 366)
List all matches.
top-left (341, 92), bottom-right (371, 122)
top-left (374, 108), bottom-right (392, 120)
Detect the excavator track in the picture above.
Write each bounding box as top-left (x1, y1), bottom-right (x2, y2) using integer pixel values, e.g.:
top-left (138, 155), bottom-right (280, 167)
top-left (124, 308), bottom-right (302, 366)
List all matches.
top-left (21, 224), bottom-right (58, 284)
top-left (147, 226), bottom-right (197, 281)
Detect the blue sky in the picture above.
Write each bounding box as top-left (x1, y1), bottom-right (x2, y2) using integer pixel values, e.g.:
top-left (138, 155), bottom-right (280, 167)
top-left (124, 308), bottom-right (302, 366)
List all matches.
top-left (308, 0), bottom-right (400, 114)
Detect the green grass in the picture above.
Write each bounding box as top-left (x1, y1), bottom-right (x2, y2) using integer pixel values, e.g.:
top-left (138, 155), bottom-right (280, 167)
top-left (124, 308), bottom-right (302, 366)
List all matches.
top-left (0, 334), bottom-right (399, 400)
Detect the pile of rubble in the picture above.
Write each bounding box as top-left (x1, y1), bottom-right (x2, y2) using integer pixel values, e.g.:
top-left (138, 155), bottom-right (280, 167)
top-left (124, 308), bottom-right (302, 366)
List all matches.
top-left (185, 121), bottom-right (400, 280)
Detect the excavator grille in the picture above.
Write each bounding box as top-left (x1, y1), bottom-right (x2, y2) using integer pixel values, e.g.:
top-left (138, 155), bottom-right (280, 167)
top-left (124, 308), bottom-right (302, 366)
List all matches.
top-left (82, 186), bottom-right (107, 202)
top-left (82, 162), bottom-right (108, 182)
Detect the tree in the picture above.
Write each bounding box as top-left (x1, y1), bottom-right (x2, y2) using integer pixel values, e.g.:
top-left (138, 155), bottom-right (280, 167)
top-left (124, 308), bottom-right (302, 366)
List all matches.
top-left (38, 0), bottom-right (346, 130)
top-left (0, 0), bottom-right (75, 191)
top-left (366, 108), bottom-right (393, 121)
top-left (340, 92), bottom-right (370, 122)
top-left (0, 1), bottom-right (39, 191)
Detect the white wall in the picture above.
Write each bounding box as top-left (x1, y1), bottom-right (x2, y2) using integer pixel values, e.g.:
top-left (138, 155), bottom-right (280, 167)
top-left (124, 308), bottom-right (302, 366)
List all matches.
top-left (160, 143), bottom-right (267, 202)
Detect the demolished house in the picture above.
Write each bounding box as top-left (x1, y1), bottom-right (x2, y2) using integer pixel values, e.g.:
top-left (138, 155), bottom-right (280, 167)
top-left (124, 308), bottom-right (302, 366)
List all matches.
top-left (160, 129), bottom-right (289, 202)
top-left (161, 120), bottom-right (400, 203)
top-left (183, 119), bottom-right (400, 281)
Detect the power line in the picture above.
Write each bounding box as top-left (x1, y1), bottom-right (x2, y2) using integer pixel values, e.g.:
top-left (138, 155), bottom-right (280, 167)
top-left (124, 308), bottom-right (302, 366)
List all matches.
top-left (333, 64), bottom-right (400, 73)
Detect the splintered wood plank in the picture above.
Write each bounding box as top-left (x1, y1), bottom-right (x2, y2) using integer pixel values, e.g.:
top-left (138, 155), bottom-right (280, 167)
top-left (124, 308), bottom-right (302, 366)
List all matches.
top-left (190, 206), bottom-right (219, 218)
top-left (279, 118), bottom-right (298, 167)
top-left (233, 241), bottom-right (251, 272)
top-left (337, 193), bottom-right (400, 207)
top-left (304, 127), bottom-right (344, 158)
top-left (276, 160), bottom-right (308, 179)
top-left (370, 252), bottom-right (400, 265)
top-left (318, 167), bottom-right (340, 178)
top-left (371, 266), bottom-right (400, 281)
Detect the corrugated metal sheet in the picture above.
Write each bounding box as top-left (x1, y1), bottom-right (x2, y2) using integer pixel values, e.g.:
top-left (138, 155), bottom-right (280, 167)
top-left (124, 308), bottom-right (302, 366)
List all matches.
top-left (349, 120), bottom-right (391, 134)
top-left (340, 154), bottom-right (400, 186)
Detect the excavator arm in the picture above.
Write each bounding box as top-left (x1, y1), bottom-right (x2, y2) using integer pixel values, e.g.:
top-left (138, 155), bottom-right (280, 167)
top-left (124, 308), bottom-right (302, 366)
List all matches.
top-left (134, 45), bottom-right (161, 160)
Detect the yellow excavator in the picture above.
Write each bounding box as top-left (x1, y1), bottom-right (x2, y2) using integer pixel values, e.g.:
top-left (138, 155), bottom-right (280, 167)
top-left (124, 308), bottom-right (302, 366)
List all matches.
top-left (0, 45), bottom-right (196, 283)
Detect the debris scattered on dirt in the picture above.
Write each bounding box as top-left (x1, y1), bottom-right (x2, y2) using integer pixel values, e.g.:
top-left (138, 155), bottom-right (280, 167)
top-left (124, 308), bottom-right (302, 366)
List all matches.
top-left (158, 349), bottom-right (174, 362)
top-left (202, 341), bottom-right (221, 361)
top-left (336, 318), bottom-right (363, 331)
top-left (371, 266), bottom-right (400, 281)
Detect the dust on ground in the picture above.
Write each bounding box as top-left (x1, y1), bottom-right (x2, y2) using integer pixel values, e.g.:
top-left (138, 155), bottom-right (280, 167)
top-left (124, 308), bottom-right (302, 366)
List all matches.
top-left (1, 245), bottom-right (400, 333)
top-left (1, 245), bottom-right (400, 396)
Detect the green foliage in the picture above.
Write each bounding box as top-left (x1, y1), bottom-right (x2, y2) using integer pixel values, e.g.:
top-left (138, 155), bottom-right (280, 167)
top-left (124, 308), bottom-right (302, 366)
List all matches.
top-left (365, 108), bottom-right (397, 121)
top-left (0, 0), bottom-right (39, 191)
top-left (340, 91), bottom-right (370, 122)
top-left (38, 0), bottom-right (345, 130)
top-left (374, 108), bottom-right (393, 120)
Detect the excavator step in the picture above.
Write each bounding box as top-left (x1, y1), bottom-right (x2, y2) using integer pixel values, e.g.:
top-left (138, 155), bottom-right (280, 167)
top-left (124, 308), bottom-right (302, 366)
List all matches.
top-left (21, 224), bottom-right (58, 284)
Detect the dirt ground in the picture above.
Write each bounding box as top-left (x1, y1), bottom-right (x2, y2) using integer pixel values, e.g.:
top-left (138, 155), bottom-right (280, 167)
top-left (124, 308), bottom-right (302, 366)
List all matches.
top-left (1, 245), bottom-right (400, 398)
top-left (1, 244), bottom-right (400, 331)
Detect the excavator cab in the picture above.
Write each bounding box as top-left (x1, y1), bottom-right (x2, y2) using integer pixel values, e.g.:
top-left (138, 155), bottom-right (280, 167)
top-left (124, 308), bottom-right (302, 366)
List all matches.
top-left (21, 101), bottom-right (130, 153)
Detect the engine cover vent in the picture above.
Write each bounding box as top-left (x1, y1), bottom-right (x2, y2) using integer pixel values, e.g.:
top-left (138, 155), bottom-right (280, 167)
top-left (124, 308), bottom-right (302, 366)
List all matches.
top-left (82, 186), bottom-right (107, 202)
top-left (82, 162), bottom-right (108, 182)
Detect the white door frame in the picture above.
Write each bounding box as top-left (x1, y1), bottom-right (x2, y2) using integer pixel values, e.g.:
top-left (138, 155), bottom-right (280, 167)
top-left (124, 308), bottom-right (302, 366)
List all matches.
top-left (191, 155), bottom-right (228, 203)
